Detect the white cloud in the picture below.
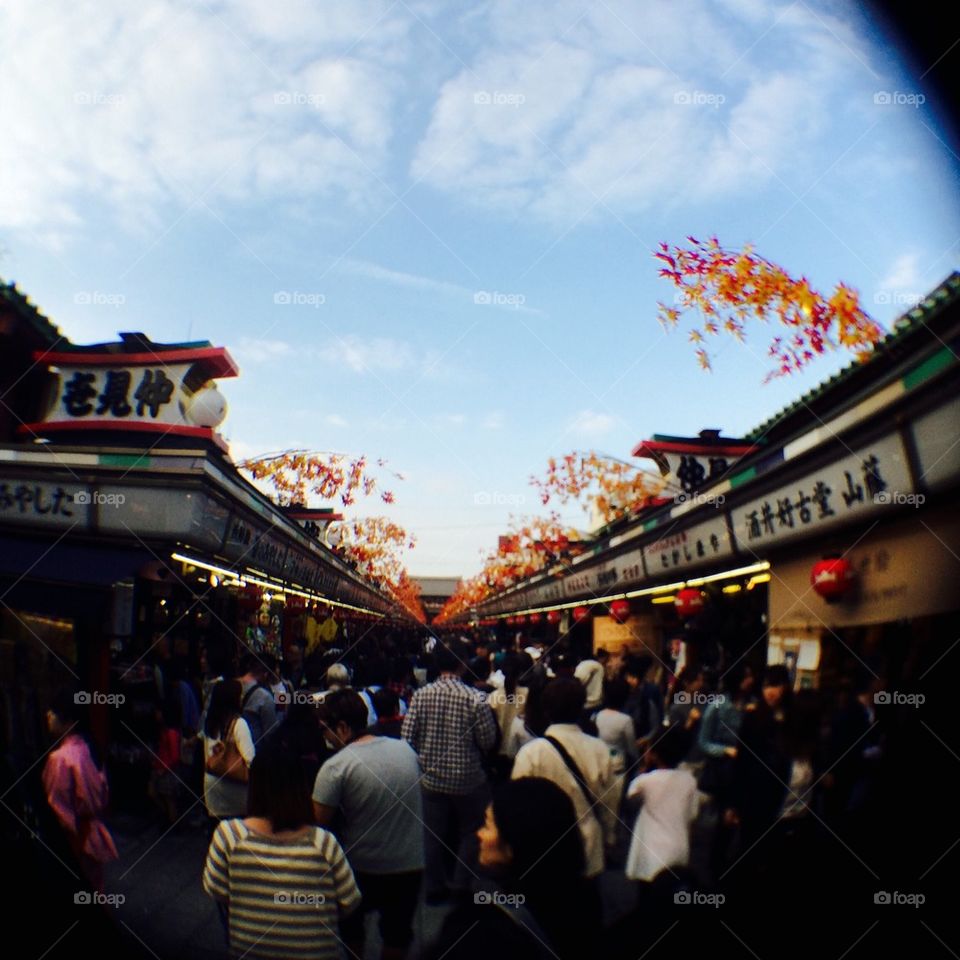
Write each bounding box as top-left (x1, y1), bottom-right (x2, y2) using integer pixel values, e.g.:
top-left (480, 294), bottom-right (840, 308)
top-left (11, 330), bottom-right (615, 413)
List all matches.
top-left (411, 0), bottom-right (877, 223)
top-left (482, 411), bottom-right (505, 430)
top-left (232, 337), bottom-right (294, 363)
top-left (0, 0), bottom-right (409, 234)
top-left (318, 335), bottom-right (415, 373)
top-left (336, 258), bottom-right (470, 298)
top-left (324, 414), bottom-right (348, 427)
top-left (567, 410), bottom-right (616, 436)
top-left (879, 252), bottom-right (922, 292)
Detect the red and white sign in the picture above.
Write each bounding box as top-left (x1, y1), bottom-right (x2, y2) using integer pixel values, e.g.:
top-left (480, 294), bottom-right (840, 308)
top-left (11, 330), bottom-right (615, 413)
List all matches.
top-left (21, 344), bottom-right (237, 447)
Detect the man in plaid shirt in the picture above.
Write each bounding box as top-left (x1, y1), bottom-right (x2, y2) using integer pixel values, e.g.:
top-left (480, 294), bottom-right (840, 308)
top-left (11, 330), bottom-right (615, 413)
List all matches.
top-left (402, 643), bottom-right (498, 902)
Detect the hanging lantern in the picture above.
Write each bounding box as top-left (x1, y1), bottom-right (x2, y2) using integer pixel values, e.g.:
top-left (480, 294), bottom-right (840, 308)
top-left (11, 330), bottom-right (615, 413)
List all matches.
top-left (609, 599), bottom-right (631, 623)
top-left (675, 588), bottom-right (705, 618)
top-left (514, 615), bottom-right (526, 624)
top-left (572, 605), bottom-right (590, 622)
top-left (811, 557), bottom-right (855, 602)
top-left (546, 610), bottom-right (561, 624)
top-left (528, 612), bottom-right (542, 624)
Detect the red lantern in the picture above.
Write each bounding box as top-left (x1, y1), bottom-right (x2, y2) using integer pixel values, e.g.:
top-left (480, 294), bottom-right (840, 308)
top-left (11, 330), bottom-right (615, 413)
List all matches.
top-left (609, 599), bottom-right (631, 623)
top-left (528, 612), bottom-right (542, 624)
top-left (572, 605), bottom-right (590, 622)
top-left (515, 615), bottom-right (527, 624)
top-left (547, 610), bottom-right (561, 624)
top-left (811, 557), bottom-right (855, 601)
top-left (675, 588), bottom-right (704, 618)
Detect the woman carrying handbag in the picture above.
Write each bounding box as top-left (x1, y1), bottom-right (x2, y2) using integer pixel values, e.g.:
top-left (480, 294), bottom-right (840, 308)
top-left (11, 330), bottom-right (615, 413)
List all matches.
top-left (202, 680), bottom-right (255, 825)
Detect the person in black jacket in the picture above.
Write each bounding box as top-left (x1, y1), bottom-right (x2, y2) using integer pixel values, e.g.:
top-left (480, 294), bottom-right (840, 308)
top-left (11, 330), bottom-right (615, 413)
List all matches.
top-left (429, 777), bottom-right (595, 960)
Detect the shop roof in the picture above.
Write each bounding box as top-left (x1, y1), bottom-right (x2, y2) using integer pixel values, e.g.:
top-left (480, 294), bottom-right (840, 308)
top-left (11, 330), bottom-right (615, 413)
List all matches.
top-left (0, 279), bottom-right (69, 347)
top-left (745, 272), bottom-right (960, 443)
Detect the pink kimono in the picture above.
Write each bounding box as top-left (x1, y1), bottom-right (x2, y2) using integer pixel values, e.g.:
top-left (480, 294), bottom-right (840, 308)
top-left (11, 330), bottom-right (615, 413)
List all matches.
top-left (42, 733), bottom-right (119, 891)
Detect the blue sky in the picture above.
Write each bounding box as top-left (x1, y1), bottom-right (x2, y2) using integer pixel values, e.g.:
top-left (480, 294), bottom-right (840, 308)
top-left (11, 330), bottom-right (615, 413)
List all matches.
top-left (2, 0), bottom-right (958, 576)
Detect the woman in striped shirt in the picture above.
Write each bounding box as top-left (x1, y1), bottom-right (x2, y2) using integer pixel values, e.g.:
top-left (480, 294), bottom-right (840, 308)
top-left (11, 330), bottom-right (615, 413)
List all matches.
top-left (203, 738), bottom-right (360, 959)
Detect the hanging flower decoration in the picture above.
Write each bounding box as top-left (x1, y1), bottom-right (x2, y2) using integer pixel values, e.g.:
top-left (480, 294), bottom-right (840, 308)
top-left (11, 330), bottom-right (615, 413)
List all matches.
top-left (434, 514), bottom-right (584, 624)
top-left (530, 451), bottom-right (668, 526)
top-left (654, 236), bottom-right (884, 380)
top-left (236, 450), bottom-right (404, 508)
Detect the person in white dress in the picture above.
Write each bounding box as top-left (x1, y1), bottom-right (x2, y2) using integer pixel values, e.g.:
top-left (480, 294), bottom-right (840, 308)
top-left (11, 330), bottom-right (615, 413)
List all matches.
top-left (625, 725), bottom-right (700, 884)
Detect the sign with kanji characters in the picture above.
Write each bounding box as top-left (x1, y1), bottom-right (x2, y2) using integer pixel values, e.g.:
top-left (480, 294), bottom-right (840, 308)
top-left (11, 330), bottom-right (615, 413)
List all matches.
top-left (0, 479), bottom-right (85, 528)
top-left (632, 431), bottom-right (759, 495)
top-left (731, 433), bottom-right (914, 550)
top-left (614, 548), bottom-right (645, 587)
top-left (21, 344), bottom-right (237, 446)
top-left (643, 516), bottom-right (734, 574)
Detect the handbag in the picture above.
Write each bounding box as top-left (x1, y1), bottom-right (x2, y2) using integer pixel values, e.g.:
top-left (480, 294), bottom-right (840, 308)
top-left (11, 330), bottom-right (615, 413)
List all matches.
top-left (206, 719), bottom-right (249, 783)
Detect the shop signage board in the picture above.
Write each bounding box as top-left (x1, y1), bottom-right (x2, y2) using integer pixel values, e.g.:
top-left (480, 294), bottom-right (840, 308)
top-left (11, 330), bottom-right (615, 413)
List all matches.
top-left (730, 433), bottom-right (914, 550)
top-left (0, 478), bottom-right (86, 528)
top-left (21, 345), bottom-right (237, 445)
top-left (644, 515), bottom-right (734, 574)
top-left (615, 547), bottom-right (645, 587)
top-left (910, 395), bottom-right (960, 492)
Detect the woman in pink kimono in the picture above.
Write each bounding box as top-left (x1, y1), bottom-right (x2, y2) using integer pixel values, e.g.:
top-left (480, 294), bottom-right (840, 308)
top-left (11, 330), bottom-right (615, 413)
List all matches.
top-left (42, 693), bottom-right (119, 892)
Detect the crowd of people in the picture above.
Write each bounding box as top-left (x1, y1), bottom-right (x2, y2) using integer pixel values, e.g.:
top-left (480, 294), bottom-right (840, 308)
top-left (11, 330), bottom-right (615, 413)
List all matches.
top-left (30, 625), bottom-right (916, 959)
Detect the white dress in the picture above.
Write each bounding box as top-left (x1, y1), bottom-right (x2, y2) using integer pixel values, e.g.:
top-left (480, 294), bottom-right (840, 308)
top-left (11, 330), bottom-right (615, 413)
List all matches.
top-left (625, 767), bottom-right (700, 881)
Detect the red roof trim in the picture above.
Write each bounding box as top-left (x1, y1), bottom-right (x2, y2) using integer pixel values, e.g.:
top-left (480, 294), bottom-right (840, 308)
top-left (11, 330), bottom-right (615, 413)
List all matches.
top-left (34, 347), bottom-right (239, 378)
top-left (18, 420), bottom-right (227, 451)
top-left (632, 439), bottom-right (759, 457)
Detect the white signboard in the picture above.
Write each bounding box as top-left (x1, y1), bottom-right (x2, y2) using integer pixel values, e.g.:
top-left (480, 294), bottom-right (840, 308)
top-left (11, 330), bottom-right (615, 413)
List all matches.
top-left (643, 514), bottom-right (734, 575)
top-left (731, 433), bottom-right (914, 550)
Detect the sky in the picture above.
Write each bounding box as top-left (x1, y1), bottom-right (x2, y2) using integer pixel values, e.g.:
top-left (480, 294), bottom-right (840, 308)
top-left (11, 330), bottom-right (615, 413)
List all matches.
top-left (1, 0), bottom-right (958, 578)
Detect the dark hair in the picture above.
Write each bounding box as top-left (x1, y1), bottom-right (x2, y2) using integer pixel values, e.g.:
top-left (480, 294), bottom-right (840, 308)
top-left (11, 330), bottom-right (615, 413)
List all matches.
top-left (247, 738), bottom-right (314, 831)
top-left (676, 666), bottom-right (703, 688)
top-left (467, 655), bottom-right (491, 683)
top-left (648, 724), bottom-right (690, 769)
top-left (322, 689), bottom-right (369, 734)
top-left (372, 687), bottom-right (399, 719)
top-left (435, 644), bottom-right (463, 674)
top-left (763, 665), bottom-right (791, 689)
top-left (491, 776), bottom-right (585, 893)
top-left (603, 677), bottom-right (630, 711)
top-left (205, 679), bottom-right (242, 739)
top-left (542, 678), bottom-right (586, 725)
top-left (49, 688), bottom-right (82, 729)
top-left (625, 654), bottom-right (653, 680)
top-left (238, 653), bottom-right (266, 678)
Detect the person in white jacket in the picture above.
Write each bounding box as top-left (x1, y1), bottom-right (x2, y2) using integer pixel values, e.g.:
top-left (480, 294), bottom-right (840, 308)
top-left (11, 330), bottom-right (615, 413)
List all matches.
top-left (625, 725), bottom-right (701, 884)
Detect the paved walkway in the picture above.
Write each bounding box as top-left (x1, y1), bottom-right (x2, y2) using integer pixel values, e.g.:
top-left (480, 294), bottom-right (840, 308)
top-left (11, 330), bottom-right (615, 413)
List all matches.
top-left (104, 809), bottom-right (639, 959)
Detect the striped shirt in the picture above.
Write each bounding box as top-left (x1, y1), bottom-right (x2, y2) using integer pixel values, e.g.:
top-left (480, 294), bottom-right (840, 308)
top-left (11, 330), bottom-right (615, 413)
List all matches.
top-left (401, 675), bottom-right (498, 794)
top-left (203, 819), bottom-right (361, 959)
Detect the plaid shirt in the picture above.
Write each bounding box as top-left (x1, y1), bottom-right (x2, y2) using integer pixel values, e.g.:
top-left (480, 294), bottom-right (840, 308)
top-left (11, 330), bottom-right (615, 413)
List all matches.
top-left (402, 675), bottom-right (497, 794)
